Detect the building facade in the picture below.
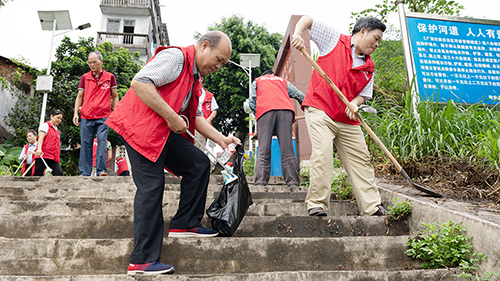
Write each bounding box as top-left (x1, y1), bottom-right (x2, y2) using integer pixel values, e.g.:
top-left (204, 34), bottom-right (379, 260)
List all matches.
top-left (0, 56), bottom-right (34, 142)
top-left (97, 0), bottom-right (169, 62)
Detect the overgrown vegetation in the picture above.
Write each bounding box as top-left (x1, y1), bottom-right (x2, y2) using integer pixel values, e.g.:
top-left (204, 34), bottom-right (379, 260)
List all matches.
top-left (300, 167), bottom-right (354, 201)
top-left (0, 142), bottom-right (21, 175)
top-left (387, 198), bottom-right (412, 221)
top-left (330, 171), bottom-right (354, 200)
top-left (407, 220), bottom-right (499, 280)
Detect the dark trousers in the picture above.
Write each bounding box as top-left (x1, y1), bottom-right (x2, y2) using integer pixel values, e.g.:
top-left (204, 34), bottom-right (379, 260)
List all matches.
top-left (33, 158), bottom-right (63, 176)
top-left (125, 132), bottom-right (211, 264)
top-left (255, 110), bottom-right (300, 187)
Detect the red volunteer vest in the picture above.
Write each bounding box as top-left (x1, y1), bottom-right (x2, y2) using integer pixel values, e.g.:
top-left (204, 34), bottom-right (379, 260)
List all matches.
top-left (201, 88), bottom-right (214, 123)
top-left (21, 144), bottom-right (33, 174)
top-left (302, 34), bottom-right (375, 125)
top-left (80, 69), bottom-right (114, 119)
top-left (106, 45), bottom-right (201, 162)
top-left (35, 121), bottom-right (61, 162)
top-left (116, 157), bottom-right (129, 175)
top-left (254, 74), bottom-right (294, 120)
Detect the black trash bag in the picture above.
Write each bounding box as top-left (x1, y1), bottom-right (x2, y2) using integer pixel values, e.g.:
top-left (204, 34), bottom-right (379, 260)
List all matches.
top-left (206, 145), bottom-right (253, 237)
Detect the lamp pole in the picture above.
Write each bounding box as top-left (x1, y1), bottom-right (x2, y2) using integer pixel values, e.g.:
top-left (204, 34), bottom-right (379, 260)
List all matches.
top-left (37, 10), bottom-right (90, 128)
top-left (228, 53), bottom-right (260, 154)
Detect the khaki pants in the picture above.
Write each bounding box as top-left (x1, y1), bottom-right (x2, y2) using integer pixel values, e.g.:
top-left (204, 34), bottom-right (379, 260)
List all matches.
top-left (304, 107), bottom-right (381, 215)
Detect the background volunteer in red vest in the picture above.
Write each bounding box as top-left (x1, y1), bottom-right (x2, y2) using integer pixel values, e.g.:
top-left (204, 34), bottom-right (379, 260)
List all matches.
top-left (194, 77), bottom-right (218, 150)
top-left (33, 109), bottom-right (64, 176)
top-left (91, 137), bottom-right (112, 176)
top-left (106, 31), bottom-right (238, 275)
top-left (73, 51), bottom-right (119, 177)
top-left (18, 130), bottom-right (37, 176)
top-left (291, 15), bottom-right (388, 217)
top-left (249, 70), bottom-right (304, 190)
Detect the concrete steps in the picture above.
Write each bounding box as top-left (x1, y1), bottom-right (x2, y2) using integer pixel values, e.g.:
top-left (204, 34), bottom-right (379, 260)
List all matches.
top-left (0, 175), bottom-right (462, 280)
top-left (0, 269), bottom-right (459, 281)
top-left (0, 215), bottom-right (408, 238)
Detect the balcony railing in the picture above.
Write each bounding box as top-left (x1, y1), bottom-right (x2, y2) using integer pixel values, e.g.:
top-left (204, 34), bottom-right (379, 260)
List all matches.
top-left (97, 32), bottom-right (150, 57)
top-left (100, 0), bottom-right (150, 8)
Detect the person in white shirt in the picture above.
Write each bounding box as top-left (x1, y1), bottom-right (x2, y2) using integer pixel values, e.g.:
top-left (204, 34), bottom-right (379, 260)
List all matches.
top-left (18, 130), bottom-right (37, 176)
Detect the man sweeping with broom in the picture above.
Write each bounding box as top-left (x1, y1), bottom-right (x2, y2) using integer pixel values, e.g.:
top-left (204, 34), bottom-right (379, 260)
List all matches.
top-left (291, 15), bottom-right (388, 217)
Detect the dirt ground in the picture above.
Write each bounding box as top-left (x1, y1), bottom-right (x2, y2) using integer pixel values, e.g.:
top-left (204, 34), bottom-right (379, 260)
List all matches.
top-left (375, 157), bottom-right (500, 211)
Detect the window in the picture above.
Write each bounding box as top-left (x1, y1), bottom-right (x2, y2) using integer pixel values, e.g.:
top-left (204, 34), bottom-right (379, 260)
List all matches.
top-left (123, 20), bottom-right (135, 44)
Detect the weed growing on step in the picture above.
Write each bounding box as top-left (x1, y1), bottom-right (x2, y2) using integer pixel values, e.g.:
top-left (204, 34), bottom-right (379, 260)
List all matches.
top-left (300, 169), bottom-right (310, 187)
top-left (300, 168), bottom-right (354, 201)
top-left (457, 258), bottom-right (500, 281)
top-left (243, 154), bottom-right (255, 176)
top-left (331, 171), bottom-right (354, 200)
top-left (406, 219), bottom-right (498, 279)
top-left (387, 198), bottom-right (412, 221)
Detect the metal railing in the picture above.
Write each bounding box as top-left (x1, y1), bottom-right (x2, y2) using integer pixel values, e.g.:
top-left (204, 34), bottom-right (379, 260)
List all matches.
top-left (100, 0), bottom-right (150, 8)
top-left (97, 32), bottom-right (149, 50)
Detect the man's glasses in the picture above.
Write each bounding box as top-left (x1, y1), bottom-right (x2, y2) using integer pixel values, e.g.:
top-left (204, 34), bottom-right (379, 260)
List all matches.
top-left (88, 60), bottom-right (101, 65)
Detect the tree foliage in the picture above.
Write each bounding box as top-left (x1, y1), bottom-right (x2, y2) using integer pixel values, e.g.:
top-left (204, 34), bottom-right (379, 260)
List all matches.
top-left (6, 36), bottom-right (143, 174)
top-left (351, 0), bottom-right (465, 109)
top-left (351, 0), bottom-right (464, 24)
top-left (0, 0), bottom-right (12, 6)
top-left (196, 15), bottom-right (283, 139)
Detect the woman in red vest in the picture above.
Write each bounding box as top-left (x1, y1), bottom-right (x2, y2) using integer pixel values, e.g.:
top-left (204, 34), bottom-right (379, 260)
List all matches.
top-left (33, 109), bottom-right (64, 176)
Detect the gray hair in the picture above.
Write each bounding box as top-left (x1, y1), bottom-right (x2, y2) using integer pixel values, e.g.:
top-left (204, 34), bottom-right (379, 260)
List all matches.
top-left (88, 51), bottom-right (103, 60)
top-left (352, 17), bottom-right (386, 35)
top-left (196, 30), bottom-right (227, 49)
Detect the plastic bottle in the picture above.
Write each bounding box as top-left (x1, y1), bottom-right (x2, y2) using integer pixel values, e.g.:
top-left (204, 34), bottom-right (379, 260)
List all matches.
top-left (218, 143), bottom-right (236, 164)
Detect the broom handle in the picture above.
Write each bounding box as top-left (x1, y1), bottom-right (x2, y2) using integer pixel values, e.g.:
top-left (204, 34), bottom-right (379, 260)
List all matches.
top-left (299, 48), bottom-right (403, 172)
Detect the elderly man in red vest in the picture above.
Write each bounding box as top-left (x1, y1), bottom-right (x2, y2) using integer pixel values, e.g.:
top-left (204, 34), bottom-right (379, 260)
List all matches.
top-left (291, 16), bottom-right (388, 217)
top-left (249, 70), bottom-right (305, 190)
top-left (73, 51), bottom-right (119, 177)
top-left (106, 30), bottom-right (237, 275)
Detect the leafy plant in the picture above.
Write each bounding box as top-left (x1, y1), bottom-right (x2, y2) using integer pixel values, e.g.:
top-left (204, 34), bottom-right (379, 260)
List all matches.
top-left (332, 157), bottom-right (342, 168)
top-left (387, 198), bottom-right (412, 221)
top-left (456, 256), bottom-right (500, 281)
top-left (300, 169), bottom-right (310, 187)
top-left (243, 153), bottom-right (255, 176)
top-left (331, 171), bottom-right (354, 200)
top-left (406, 220), bottom-right (484, 270)
top-left (0, 143), bottom-right (22, 175)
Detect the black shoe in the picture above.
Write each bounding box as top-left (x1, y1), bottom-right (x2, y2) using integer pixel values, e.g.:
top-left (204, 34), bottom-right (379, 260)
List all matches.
top-left (372, 204), bottom-right (388, 216)
top-left (308, 207), bottom-right (327, 216)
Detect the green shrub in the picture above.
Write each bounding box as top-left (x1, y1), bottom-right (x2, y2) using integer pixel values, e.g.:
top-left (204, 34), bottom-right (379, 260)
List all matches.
top-left (300, 169), bottom-right (310, 187)
top-left (243, 155), bottom-right (255, 176)
top-left (0, 144), bottom-right (23, 175)
top-left (331, 171), bottom-right (354, 200)
top-left (387, 198), bottom-right (412, 221)
top-left (406, 220), bottom-right (483, 270)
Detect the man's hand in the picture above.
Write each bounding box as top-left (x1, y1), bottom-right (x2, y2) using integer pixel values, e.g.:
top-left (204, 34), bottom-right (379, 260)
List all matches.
top-left (219, 136), bottom-right (241, 150)
top-left (167, 114), bottom-right (188, 133)
top-left (291, 33), bottom-right (305, 50)
top-left (34, 150), bottom-right (43, 157)
top-left (73, 114), bottom-right (80, 126)
top-left (345, 102), bottom-right (359, 120)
